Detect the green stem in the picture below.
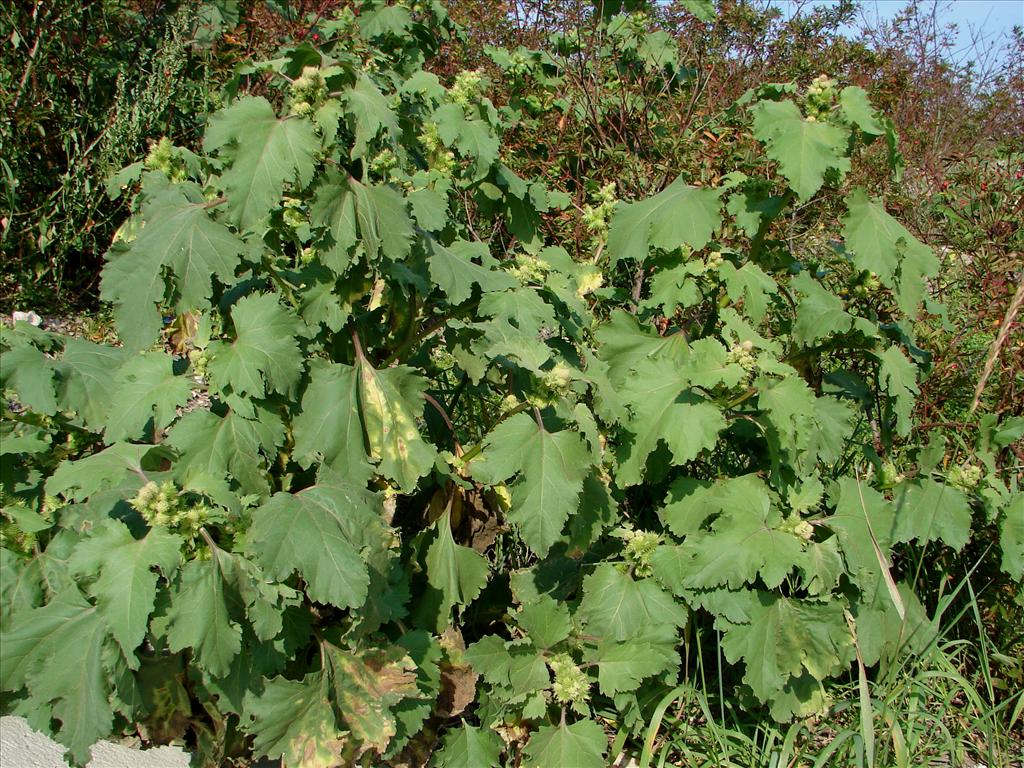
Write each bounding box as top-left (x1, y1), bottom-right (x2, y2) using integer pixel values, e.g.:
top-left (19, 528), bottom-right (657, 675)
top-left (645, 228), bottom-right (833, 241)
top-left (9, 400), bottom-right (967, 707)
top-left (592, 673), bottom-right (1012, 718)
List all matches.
top-left (262, 257), bottom-right (300, 307)
top-left (382, 299), bottom-right (479, 368)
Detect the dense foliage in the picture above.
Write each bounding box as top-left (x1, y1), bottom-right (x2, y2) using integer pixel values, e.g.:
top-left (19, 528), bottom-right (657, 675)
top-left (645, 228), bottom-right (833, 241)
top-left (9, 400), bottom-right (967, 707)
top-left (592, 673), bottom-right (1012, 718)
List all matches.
top-left (1, 1), bottom-right (1021, 766)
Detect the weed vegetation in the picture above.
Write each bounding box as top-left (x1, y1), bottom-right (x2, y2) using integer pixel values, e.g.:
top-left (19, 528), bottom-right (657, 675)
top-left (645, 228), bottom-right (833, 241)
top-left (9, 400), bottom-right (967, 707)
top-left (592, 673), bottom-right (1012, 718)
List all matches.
top-left (1, 1), bottom-right (1021, 766)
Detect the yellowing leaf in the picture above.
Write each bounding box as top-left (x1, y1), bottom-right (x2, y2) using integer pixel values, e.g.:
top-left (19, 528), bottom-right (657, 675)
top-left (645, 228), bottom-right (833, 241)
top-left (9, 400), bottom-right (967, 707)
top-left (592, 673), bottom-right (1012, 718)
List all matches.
top-left (246, 672), bottom-right (345, 768)
top-left (325, 643), bottom-right (418, 753)
top-left (292, 360), bottom-right (374, 484)
top-left (356, 358), bottom-right (437, 492)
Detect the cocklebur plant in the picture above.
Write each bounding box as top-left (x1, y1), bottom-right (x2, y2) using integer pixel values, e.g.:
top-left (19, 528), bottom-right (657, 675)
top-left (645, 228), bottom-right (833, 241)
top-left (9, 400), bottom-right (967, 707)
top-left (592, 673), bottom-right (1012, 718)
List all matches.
top-left (1, 3), bottom-right (1022, 767)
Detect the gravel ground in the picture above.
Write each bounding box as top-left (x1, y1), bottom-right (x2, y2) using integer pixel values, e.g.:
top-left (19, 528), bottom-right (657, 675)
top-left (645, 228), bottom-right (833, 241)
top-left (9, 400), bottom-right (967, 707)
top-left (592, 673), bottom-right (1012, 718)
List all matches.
top-left (0, 717), bottom-right (189, 768)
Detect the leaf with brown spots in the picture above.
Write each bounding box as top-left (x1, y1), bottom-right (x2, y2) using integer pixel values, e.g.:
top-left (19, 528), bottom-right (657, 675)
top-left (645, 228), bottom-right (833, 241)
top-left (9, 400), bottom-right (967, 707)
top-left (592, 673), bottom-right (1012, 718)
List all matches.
top-left (356, 356), bottom-right (437, 492)
top-left (326, 644), bottom-right (419, 753)
top-left (245, 672), bottom-right (347, 768)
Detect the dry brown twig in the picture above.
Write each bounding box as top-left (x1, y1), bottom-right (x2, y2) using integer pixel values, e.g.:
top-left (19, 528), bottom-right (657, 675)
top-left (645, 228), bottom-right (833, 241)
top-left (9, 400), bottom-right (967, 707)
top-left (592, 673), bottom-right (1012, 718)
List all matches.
top-left (970, 276), bottom-right (1024, 414)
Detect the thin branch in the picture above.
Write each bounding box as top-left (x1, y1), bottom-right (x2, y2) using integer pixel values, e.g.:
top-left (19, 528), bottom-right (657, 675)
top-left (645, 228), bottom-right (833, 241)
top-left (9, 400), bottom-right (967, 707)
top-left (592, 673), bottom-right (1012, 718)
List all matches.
top-left (350, 328), bottom-right (366, 363)
top-left (970, 277), bottom-right (1024, 414)
top-left (424, 392), bottom-right (463, 456)
top-left (532, 405), bottom-right (545, 431)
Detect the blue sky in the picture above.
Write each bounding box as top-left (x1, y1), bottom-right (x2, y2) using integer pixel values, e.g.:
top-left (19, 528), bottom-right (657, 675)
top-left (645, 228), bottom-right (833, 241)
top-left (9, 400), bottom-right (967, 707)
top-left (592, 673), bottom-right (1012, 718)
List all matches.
top-left (771, 0), bottom-right (1023, 67)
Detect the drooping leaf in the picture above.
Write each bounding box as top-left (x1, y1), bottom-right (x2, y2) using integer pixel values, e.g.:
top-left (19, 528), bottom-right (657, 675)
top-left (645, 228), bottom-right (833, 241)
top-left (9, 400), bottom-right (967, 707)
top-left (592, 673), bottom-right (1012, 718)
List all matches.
top-left (852, 579), bottom-right (934, 668)
top-left (0, 549), bottom-right (44, 619)
top-left (165, 553), bottom-right (244, 677)
top-left (585, 639), bottom-right (675, 695)
top-left (246, 672), bottom-right (344, 768)
top-left (999, 495), bottom-right (1023, 580)
top-left (292, 360), bottom-right (374, 484)
top-left (470, 413), bottom-right (591, 557)
top-left (355, 181), bottom-right (416, 263)
top-left (463, 635), bottom-right (515, 688)
top-left (878, 345), bottom-right (918, 438)
top-left (757, 374), bottom-right (817, 450)
top-left (838, 86), bottom-right (884, 136)
top-left (797, 536), bottom-right (846, 597)
top-left (46, 442), bottom-right (172, 502)
top-left (100, 186), bottom-right (246, 349)
top-left (579, 564), bottom-right (686, 642)
top-left (826, 477), bottom-right (902, 619)
top-left (790, 271), bottom-right (873, 346)
top-left (204, 96), bottom-right (320, 229)
top-left (842, 188), bottom-right (938, 314)
top-left (425, 512), bottom-right (489, 627)
top-left (893, 478), bottom-right (971, 551)
top-left (104, 352), bottom-right (192, 442)
top-left (427, 238), bottom-right (517, 304)
top-left (680, 0), bottom-right (716, 23)
top-left (751, 99), bottom-right (850, 201)
top-left (309, 171), bottom-right (359, 274)
top-left (68, 520), bottom-right (182, 664)
top-left (325, 643), bottom-right (418, 752)
top-left (517, 595), bottom-right (572, 649)
top-left (616, 358), bottom-right (729, 486)
top-left (55, 338), bottom-right (130, 430)
top-left (0, 589), bottom-right (115, 763)
top-left (344, 74), bottom-right (400, 159)
top-left (248, 484), bottom-right (380, 610)
top-left (167, 407), bottom-right (284, 501)
top-left (720, 592), bottom-right (853, 720)
top-left (208, 293), bottom-right (304, 399)
top-left (312, 174), bottom-right (415, 265)
top-left (676, 476), bottom-right (804, 590)
top-left (613, 343), bottom-right (742, 485)
top-left (607, 176), bottom-right (722, 264)
top-left (593, 310), bottom-right (690, 386)
top-left (719, 261), bottom-right (776, 324)
top-left (356, 358), bottom-right (437, 492)
top-left (433, 103), bottom-right (499, 179)
top-left (0, 343), bottom-right (58, 415)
